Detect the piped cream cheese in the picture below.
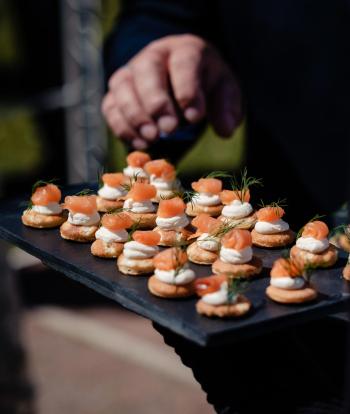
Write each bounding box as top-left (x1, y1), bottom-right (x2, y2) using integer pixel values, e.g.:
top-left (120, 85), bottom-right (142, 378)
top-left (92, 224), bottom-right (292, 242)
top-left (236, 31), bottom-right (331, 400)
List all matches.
top-left (68, 211), bottom-right (100, 226)
top-left (222, 200), bottom-right (253, 219)
top-left (32, 202), bottom-right (62, 216)
top-left (95, 226), bottom-right (128, 243)
top-left (154, 265), bottom-right (195, 285)
top-left (202, 282), bottom-right (237, 305)
top-left (220, 246), bottom-right (253, 264)
top-left (194, 192), bottom-right (221, 207)
top-left (255, 219), bottom-right (289, 234)
top-left (123, 198), bottom-right (155, 214)
top-left (156, 214), bottom-right (189, 230)
top-left (270, 277), bottom-right (305, 290)
top-left (123, 241), bottom-right (159, 259)
top-left (98, 184), bottom-right (127, 200)
top-left (296, 236), bottom-right (329, 253)
top-left (123, 166), bottom-right (148, 179)
top-left (197, 233), bottom-right (220, 251)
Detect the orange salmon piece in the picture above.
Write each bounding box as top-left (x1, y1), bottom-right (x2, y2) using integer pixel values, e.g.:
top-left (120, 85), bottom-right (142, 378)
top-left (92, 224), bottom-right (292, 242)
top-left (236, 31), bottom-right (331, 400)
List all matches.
top-left (191, 214), bottom-right (220, 234)
top-left (302, 220), bottom-right (329, 240)
top-left (144, 159), bottom-right (175, 181)
top-left (132, 230), bottom-right (161, 246)
top-left (31, 183), bottom-right (61, 206)
top-left (64, 195), bottom-right (97, 214)
top-left (270, 258), bottom-right (301, 278)
top-left (221, 228), bottom-right (252, 250)
top-left (256, 206), bottom-right (285, 222)
top-left (220, 189), bottom-right (250, 205)
top-left (127, 151), bottom-right (151, 167)
top-left (101, 213), bottom-right (133, 231)
top-left (191, 178), bottom-right (222, 194)
top-left (157, 197), bottom-right (186, 218)
top-left (195, 275), bottom-right (227, 297)
top-left (153, 247), bottom-right (188, 270)
top-left (102, 173), bottom-right (126, 187)
top-left (127, 182), bottom-right (157, 202)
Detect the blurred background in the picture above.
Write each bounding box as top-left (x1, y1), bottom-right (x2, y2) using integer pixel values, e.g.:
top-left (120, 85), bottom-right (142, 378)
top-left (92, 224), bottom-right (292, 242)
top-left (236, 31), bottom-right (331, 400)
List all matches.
top-left (0, 0), bottom-right (247, 413)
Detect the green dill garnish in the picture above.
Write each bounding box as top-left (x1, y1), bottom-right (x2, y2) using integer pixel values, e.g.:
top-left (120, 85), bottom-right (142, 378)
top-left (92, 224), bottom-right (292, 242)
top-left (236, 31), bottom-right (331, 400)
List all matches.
top-left (74, 188), bottom-right (94, 196)
top-left (203, 171), bottom-right (232, 179)
top-left (230, 167), bottom-right (263, 203)
top-left (97, 167), bottom-right (105, 189)
top-left (296, 214), bottom-right (326, 239)
top-left (128, 219), bottom-right (141, 241)
top-left (24, 178), bottom-right (59, 210)
top-left (227, 276), bottom-right (248, 303)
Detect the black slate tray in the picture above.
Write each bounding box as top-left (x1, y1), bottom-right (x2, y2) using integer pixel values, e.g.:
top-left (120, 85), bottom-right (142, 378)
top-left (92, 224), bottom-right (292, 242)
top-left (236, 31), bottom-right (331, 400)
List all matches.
top-left (1, 186), bottom-right (350, 347)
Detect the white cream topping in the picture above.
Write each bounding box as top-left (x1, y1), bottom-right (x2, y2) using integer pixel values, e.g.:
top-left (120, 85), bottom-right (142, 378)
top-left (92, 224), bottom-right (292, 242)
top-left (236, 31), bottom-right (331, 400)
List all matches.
top-left (150, 175), bottom-right (175, 191)
top-left (68, 211), bottom-right (100, 226)
top-left (296, 236), bottom-right (329, 253)
top-left (123, 241), bottom-right (159, 259)
top-left (194, 192), bottom-right (221, 207)
top-left (201, 282), bottom-right (237, 305)
top-left (123, 198), bottom-right (156, 213)
top-left (123, 166), bottom-right (148, 179)
top-left (98, 184), bottom-right (127, 200)
top-left (222, 200), bottom-right (253, 219)
top-left (154, 265), bottom-right (195, 285)
top-left (156, 214), bottom-right (189, 230)
top-left (255, 219), bottom-right (289, 234)
top-left (220, 246), bottom-right (253, 264)
top-left (197, 233), bottom-right (220, 251)
top-left (95, 226), bottom-right (128, 243)
top-left (271, 277), bottom-right (305, 290)
top-left (32, 202), bottom-right (62, 215)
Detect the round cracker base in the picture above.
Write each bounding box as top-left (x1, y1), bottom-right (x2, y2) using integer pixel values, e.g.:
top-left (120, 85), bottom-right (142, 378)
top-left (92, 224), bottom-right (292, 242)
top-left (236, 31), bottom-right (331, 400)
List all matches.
top-left (22, 210), bottom-right (66, 229)
top-left (212, 256), bottom-right (263, 278)
top-left (148, 276), bottom-right (195, 298)
top-left (196, 295), bottom-right (251, 318)
top-left (266, 285), bottom-right (317, 304)
top-left (290, 245), bottom-right (338, 268)
top-left (251, 229), bottom-right (295, 248)
top-left (187, 242), bottom-right (218, 265)
top-left (125, 211), bottom-right (157, 229)
top-left (96, 196), bottom-right (124, 213)
top-left (60, 221), bottom-right (98, 242)
top-left (117, 254), bottom-right (155, 275)
top-left (218, 212), bottom-right (257, 230)
top-left (185, 203), bottom-right (223, 217)
top-left (91, 239), bottom-right (123, 258)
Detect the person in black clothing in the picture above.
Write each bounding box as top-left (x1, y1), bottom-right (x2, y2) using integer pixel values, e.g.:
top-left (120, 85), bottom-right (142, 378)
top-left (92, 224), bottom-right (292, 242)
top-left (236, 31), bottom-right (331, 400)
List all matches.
top-left (102, 1), bottom-right (350, 413)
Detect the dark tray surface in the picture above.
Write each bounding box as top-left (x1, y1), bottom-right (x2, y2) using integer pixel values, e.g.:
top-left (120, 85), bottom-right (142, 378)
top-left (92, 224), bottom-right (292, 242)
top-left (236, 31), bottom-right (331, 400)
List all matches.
top-left (1, 187), bottom-right (350, 347)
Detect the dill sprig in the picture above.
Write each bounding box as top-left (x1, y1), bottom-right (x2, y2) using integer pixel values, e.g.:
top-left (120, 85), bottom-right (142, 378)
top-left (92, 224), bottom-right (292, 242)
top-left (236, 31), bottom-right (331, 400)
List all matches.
top-left (161, 189), bottom-right (199, 207)
top-left (74, 188), bottom-right (94, 196)
top-left (230, 167), bottom-right (263, 203)
top-left (258, 198), bottom-right (287, 209)
top-left (97, 167), bottom-right (105, 189)
top-left (330, 224), bottom-right (349, 239)
top-left (128, 219), bottom-right (141, 241)
top-left (203, 171), bottom-right (232, 179)
top-left (227, 276), bottom-right (248, 303)
top-left (296, 214), bottom-right (326, 239)
top-left (24, 178), bottom-right (59, 210)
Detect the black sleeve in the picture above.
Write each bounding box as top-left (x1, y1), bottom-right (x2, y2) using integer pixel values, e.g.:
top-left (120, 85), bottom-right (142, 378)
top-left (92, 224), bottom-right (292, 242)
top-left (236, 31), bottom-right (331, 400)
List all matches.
top-left (104, 0), bottom-right (212, 80)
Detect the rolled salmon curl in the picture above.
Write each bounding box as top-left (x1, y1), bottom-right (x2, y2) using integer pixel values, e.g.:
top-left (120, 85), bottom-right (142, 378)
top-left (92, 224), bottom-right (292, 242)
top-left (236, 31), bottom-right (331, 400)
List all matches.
top-left (270, 258), bottom-right (301, 278)
top-left (256, 206), bottom-right (285, 222)
top-left (191, 214), bottom-right (221, 234)
top-left (102, 173), bottom-right (126, 188)
top-left (126, 182), bottom-right (157, 201)
top-left (220, 189), bottom-right (250, 205)
top-left (144, 159), bottom-right (176, 181)
top-left (31, 183), bottom-right (61, 206)
top-left (195, 275), bottom-right (227, 297)
top-left (302, 220), bottom-right (329, 240)
top-left (221, 228), bottom-right (252, 250)
top-left (191, 178), bottom-right (222, 194)
top-left (157, 197), bottom-right (186, 218)
top-left (101, 212), bottom-right (133, 231)
top-left (127, 151), bottom-right (151, 167)
top-left (153, 247), bottom-right (188, 271)
top-left (132, 230), bottom-right (161, 246)
top-left (64, 195), bottom-right (97, 214)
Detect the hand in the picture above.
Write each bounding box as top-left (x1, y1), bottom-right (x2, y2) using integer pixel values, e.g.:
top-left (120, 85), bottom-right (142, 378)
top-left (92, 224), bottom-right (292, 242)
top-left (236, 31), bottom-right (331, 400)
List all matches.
top-left (102, 34), bottom-right (242, 149)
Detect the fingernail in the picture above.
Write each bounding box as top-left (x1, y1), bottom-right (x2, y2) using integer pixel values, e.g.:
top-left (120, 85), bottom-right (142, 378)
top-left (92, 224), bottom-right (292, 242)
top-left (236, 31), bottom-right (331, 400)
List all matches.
top-left (140, 124), bottom-right (158, 140)
top-left (132, 138), bottom-right (148, 150)
top-left (184, 107), bottom-right (200, 122)
top-left (157, 115), bottom-right (178, 133)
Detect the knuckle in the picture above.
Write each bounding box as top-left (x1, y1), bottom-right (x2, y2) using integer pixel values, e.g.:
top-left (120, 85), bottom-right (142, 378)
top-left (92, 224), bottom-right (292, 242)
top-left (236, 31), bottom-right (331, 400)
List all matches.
top-left (108, 67), bottom-right (131, 89)
top-left (146, 95), bottom-right (168, 115)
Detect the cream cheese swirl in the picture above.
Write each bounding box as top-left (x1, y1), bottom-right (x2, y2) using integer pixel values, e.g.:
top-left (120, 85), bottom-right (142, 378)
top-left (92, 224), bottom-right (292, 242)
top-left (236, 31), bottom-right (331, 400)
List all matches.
top-left (194, 192), bottom-right (221, 207)
top-left (197, 233), bottom-right (220, 251)
top-left (202, 282), bottom-right (237, 305)
top-left (123, 198), bottom-right (156, 213)
top-left (123, 166), bottom-right (148, 179)
top-left (68, 211), bottom-right (100, 226)
top-left (156, 214), bottom-right (189, 230)
top-left (296, 237), bottom-right (329, 253)
top-left (32, 202), bottom-right (62, 215)
top-left (255, 219), bottom-right (289, 234)
top-left (220, 246), bottom-right (253, 264)
top-left (154, 265), bottom-right (195, 285)
top-left (123, 241), bottom-right (159, 259)
top-left (98, 184), bottom-right (127, 200)
top-left (222, 200), bottom-right (253, 219)
top-left (271, 277), bottom-right (305, 290)
top-left (95, 227), bottom-right (128, 243)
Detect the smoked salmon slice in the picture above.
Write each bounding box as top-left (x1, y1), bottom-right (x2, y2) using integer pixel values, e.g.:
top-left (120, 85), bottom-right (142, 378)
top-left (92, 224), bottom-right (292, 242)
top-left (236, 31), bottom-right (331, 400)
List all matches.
top-left (126, 182), bottom-right (157, 202)
top-left (153, 247), bottom-right (188, 270)
top-left (302, 220), bottom-right (329, 240)
top-left (157, 197), bottom-right (186, 218)
top-left (195, 275), bottom-right (227, 296)
top-left (191, 178), bottom-right (222, 194)
top-left (132, 230), bottom-right (161, 246)
top-left (144, 159), bottom-right (175, 181)
top-left (270, 258), bottom-right (301, 278)
top-left (64, 195), bottom-right (97, 214)
top-left (102, 173), bottom-right (126, 187)
top-left (221, 228), bottom-right (252, 250)
top-left (126, 151), bottom-right (151, 167)
top-left (101, 212), bottom-right (133, 231)
top-left (31, 183), bottom-right (61, 206)
top-left (256, 206), bottom-right (285, 222)
top-left (191, 214), bottom-right (220, 234)
top-left (220, 189), bottom-right (250, 205)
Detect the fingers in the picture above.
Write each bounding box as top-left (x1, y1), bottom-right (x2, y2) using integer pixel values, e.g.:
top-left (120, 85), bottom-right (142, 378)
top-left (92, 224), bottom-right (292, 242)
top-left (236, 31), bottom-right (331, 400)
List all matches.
top-left (207, 72), bottom-right (242, 138)
top-left (129, 50), bottom-right (178, 133)
top-left (168, 45), bottom-right (206, 123)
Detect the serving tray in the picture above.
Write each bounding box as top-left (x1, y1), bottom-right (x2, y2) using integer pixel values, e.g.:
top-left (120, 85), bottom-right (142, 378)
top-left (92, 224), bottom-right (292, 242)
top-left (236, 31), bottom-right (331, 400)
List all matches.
top-left (0, 184), bottom-right (349, 347)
